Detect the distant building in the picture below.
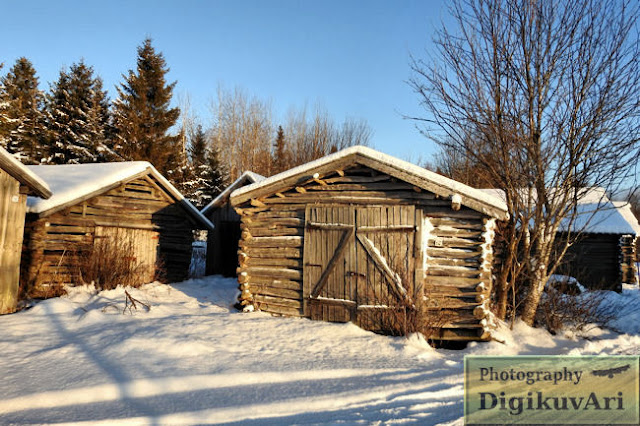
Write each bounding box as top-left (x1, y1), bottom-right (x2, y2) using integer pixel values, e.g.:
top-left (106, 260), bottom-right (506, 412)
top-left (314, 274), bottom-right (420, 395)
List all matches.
top-left (21, 162), bottom-right (213, 296)
top-left (482, 188), bottom-right (640, 290)
top-left (201, 171), bottom-right (265, 277)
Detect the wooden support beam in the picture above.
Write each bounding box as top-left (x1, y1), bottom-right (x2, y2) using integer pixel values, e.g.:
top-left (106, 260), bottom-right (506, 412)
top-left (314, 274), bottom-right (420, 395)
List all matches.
top-left (312, 173), bottom-right (328, 186)
top-left (356, 234), bottom-right (409, 303)
top-left (311, 228), bottom-right (355, 298)
top-left (295, 186), bottom-right (306, 193)
top-left (250, 198), bottom-right (266, 208)
top-left (451, 194), bottom-right (462, 211)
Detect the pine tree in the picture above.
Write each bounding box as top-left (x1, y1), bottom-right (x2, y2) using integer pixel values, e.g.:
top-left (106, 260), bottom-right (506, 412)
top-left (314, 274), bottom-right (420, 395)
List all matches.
top-left (45, 60), bottom-right (113, 164)
top-left (0, 58), bottom-right (47, 163)
top-left (112, 38), bottom-right (180, 175)
top-left (201, 142), bottom-right (227, 205)
top-left (181, 125), bottom-right (227, 208)
top-left (272, 125), bottom-right (288, 174)
top-left (189, 124), bottom-right (207, 167)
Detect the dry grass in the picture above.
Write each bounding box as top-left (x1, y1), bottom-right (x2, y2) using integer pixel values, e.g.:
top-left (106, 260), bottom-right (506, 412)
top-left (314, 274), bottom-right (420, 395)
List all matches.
top-left (75, 231), bottom-right (157, 291)
top-left (358, 245), bottom-right (453, 344)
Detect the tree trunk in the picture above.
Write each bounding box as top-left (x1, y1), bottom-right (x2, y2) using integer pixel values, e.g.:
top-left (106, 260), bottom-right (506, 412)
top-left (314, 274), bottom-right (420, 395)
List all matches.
top-left (520, 265), bottom-right (546, 326)
top-left (520, 232), bottom-right (554, 326)
top-left (494, 270), bottom-right (509, 320)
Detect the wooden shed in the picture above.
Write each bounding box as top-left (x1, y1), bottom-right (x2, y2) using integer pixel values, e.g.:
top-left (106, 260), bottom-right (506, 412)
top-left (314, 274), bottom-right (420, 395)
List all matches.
top-left (21, 162), bottom-right (213, 295)
top-left (614, 201), bottom-right (640, 286)
top-left (201, 171), bottom-right (264, 277)
top-left (0, 148), bottom-right (52, 313)
top-left (556, 198), bottom-right (639, 290)
top-left (230, 146), bottom-right (508, 341)
top-left (483, 188), bottom-right (640, 291)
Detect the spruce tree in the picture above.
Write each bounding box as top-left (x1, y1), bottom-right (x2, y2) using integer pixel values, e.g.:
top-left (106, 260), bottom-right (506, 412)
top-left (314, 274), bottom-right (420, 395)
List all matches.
top-left (45, 60), bottom-right (113, 164)
top-left (112, 38), bottom-right (180, 175)
top-left (189, 124), bottom-right (207, 167)
top-left (201, 142), bottom-right (227, 206)
top-left (0, 58), bottom-right (47, 163)
top-left (272, 125), bottom-right (288, 173)
top-left (181, 125), bottom-right (227, 208)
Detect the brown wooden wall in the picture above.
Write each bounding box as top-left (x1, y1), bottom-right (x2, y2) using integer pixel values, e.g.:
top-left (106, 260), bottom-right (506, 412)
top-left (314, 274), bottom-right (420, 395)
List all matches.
top-left (555, 233), bottom-right (622, 291)
top-left (21, 175), bottom-right (196, 295)
top-left (205, 202), bottom-right (241, 277)
top-left (0, 169), bottom-right (28, 313)
top-left (235, 165), bottom-right (496, 341)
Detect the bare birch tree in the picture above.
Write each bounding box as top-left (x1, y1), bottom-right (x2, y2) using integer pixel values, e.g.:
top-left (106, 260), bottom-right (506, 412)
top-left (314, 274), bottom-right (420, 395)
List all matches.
top-left (409, 0), bottom-right (640, 325)
top-left (285, 103), bottom-right (372, 167)
top-left (210, 86), bottom-right (273, 180)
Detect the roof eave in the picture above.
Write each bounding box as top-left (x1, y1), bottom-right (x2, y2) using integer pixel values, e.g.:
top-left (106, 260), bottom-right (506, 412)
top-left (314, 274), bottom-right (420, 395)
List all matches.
top-left (29, 164), bottom-right (214, 231)
top-left (0, 150), bottom-right (52, 199)
top-left (202, 171), bottom-right (265, 215)
top-left (231, 151), bottom-right (509, 219)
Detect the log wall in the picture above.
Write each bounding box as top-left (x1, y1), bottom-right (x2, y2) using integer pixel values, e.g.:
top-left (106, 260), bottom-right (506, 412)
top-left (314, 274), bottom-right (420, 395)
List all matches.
top-left (0, 169), bottom-right (28, 313)
top-left (234, 165), bottom-right (496, 340)
top-left (620, 235), bottom-right (638, 285)
top-left (422, 215), bottom-right (496, 340)
top-left (556, 233), bottom-right (622, 291)
top-left (22, 175), bottom-right (196, 294)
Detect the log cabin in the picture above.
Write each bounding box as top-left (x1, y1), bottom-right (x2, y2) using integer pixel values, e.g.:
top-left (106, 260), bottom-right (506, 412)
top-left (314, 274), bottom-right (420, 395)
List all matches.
top-left (201, 171), bottom-right (264, 277)
top-left (614, 201), bottom-right (640, 286)
top-left (229, 146), bottom-right (509, 341)
top-left (556, 198), bottom-right (639, 290)
top-left (20, 162), bottom-right (213, 296)
top-left (483, 188), bottom-right (640, 291)
top-left (0, 148), bottom-right (51, 313)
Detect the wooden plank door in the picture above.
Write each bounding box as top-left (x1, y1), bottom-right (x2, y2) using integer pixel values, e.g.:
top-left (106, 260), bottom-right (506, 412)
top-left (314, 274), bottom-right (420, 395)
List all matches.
top-left (303, 206), bottom-right (355, 322)
top-left (303, 205), bottom-right (416, 331)
top-left (354, 205), bottom-right (415, 331)
top-left (94, 226), bottom-right (159, 284)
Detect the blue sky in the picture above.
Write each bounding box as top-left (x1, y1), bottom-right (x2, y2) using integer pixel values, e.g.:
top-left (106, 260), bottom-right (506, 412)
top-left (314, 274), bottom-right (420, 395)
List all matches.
top-left (0, 0), bottom-right (447, 163)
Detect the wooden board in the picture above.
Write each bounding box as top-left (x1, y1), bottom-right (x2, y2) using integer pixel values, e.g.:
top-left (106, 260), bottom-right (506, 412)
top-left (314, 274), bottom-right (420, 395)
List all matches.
top-left (303, 205), bottom-right (416, 329)
top-left (0, 170), bottom-right (27, 313)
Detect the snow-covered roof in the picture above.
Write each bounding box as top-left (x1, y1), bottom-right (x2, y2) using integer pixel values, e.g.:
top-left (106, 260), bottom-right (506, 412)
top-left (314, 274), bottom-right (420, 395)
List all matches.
top-left (611, 201), bottom-right (640, 235)
top-left (231, 146), bottom-right (509, 219)
top-left (25, 162), bottom-right (214, 230)
top-left (480, 187), bottom-right (639, 235)
top-left (562, 200), bottom-right (637, 235)
top-left (201, 171), bottom-right (265, 215)
top-left (0, 147), bottom-right (51, 199)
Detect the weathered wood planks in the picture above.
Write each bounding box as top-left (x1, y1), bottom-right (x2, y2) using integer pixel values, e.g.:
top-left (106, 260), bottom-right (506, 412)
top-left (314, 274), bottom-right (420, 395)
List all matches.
top-left (233, 164), bottom-right (499, 341)
top-left (22, 175), bottom-right (196, 294)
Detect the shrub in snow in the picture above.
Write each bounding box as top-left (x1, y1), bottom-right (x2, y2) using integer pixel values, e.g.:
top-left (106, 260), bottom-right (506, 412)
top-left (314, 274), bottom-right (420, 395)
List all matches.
top-left (75, 230), bottom-right (160, 290)
top-left (536, 276), bottom-right (616, 334)
top-left (359, 245), bottom-right (458, 345)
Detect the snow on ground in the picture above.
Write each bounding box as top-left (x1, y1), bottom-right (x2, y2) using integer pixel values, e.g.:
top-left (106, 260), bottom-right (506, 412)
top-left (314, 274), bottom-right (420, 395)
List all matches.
top-left (1, 277), bottom-right (640, 425)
